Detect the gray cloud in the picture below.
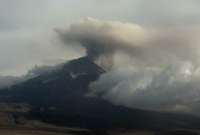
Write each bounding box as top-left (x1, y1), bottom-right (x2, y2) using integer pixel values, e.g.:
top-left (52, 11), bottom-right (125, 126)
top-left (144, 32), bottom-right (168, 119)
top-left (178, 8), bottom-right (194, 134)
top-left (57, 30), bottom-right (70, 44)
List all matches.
top-left (58, 18), bottom-right (200, 115)
top-left (56, 18), bottom-right (147, 69)
top-left (90, 63), bottom-right (200, 114)
top-left (57, 18), bottom-right (200, 67)
top-left (135, 0), bottom-right (200, 26)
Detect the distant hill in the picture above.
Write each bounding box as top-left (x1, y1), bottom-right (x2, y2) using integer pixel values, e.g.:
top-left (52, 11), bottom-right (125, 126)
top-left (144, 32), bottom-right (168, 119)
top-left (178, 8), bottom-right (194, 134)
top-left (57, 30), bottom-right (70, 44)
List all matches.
top-left (0, 57), bottom-right (200, 130)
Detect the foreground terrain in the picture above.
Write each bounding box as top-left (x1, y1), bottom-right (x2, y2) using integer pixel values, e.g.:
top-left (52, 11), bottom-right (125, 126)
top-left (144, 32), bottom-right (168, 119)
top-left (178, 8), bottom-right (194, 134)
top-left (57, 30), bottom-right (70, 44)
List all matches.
top-left (0, 127), bottom-right (200, 135)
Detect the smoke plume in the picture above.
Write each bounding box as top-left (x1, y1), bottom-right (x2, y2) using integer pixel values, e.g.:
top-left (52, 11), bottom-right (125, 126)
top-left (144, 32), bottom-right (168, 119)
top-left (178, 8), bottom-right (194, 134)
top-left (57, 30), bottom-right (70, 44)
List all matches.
top-left (57, 18), bottom-right (200, 115)
top-left (56, 17), bottom-right (148, 69)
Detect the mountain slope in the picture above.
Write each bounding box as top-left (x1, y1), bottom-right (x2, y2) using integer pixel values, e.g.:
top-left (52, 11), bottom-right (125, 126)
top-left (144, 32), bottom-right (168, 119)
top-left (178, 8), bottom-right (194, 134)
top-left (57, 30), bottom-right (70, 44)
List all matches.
top-left (0, 57), bottom-right (104, 105)
top-left (0, 57), bottom-right (200, 130)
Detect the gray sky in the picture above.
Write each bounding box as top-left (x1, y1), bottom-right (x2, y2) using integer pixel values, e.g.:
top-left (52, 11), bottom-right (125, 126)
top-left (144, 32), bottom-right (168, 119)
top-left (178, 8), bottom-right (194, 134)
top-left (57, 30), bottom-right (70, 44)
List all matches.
top-left (1, 0), bottom-right (200, 75)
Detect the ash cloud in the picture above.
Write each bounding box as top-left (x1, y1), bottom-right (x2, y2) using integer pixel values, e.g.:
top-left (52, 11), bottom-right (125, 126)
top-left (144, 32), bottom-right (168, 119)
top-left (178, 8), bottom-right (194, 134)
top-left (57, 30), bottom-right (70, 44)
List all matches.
top-left (56, 17), bottom-right (147, 69)
top-left (57, 18), bottom-right (200, 115)
top-left (57, 18), bottom-right (200, 68)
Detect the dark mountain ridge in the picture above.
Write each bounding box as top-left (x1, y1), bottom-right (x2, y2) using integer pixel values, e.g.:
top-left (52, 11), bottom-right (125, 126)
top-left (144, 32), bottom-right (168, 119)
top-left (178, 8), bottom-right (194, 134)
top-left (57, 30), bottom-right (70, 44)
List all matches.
top-left (0, 57), bottom-right (200, 130)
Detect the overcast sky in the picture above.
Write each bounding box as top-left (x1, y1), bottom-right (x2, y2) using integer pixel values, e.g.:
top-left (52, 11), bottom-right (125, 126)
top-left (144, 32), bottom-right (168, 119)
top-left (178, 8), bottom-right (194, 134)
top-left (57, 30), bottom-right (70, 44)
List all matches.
top-left (1, 0), bottom-right (200, 76)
